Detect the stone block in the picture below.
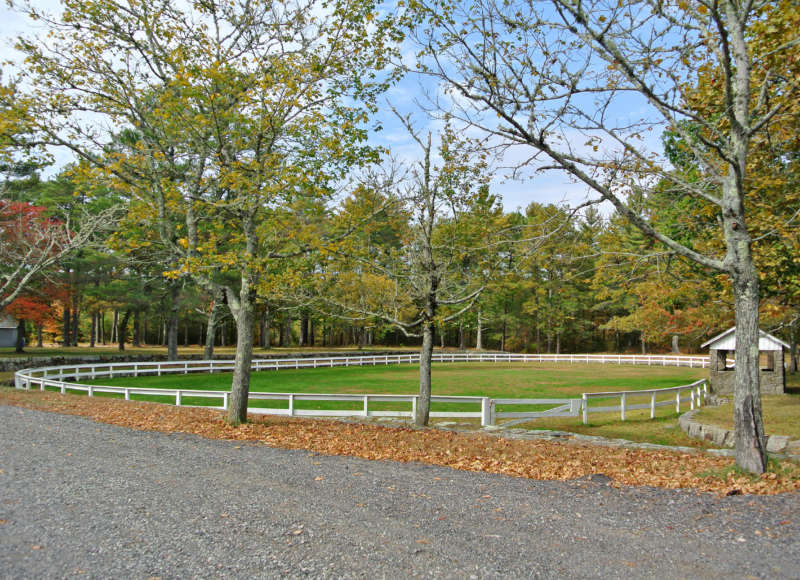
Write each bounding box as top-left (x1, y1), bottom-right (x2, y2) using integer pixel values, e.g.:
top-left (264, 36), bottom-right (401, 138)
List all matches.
top-left (766, 435), bottom-right (791, 453)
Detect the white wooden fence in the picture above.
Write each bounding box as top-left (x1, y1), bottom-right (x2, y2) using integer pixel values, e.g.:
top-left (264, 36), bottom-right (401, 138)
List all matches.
top-left (13, 352), bottom-right (709, 427)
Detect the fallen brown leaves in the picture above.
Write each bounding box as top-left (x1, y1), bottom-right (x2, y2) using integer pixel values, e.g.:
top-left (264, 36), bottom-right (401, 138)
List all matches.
top-left (3, 387), bottom-right (799, 495)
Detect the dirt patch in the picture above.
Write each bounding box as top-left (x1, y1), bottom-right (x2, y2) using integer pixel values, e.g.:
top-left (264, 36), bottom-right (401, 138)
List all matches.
top-left (2, 387), bottom-right (798, 495)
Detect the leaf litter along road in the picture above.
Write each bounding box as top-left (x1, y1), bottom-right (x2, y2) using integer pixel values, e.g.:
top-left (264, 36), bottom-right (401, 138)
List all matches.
top-left (2, 387), bottom-right (799, 495)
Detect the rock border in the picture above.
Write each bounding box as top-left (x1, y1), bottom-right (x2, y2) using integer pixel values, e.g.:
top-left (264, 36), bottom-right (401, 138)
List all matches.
top-left (679, 408), bottom-right (800, 459)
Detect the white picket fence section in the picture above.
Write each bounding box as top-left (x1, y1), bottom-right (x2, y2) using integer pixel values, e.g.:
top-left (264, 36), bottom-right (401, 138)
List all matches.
top-left (14, 352), bottom-right (710, 427)
top-left (581, 379), bottom-right (709, 424)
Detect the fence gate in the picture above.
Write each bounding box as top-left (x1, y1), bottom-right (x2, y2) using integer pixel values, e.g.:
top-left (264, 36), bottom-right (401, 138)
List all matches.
top-left (490, 398), bottom-right (582, 428)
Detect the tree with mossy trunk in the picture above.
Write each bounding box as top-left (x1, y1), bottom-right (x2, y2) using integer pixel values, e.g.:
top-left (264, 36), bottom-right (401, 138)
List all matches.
top-left (14, 0), bottom-right (398, 425)
top-left (406, 0), bottom-right (798, 472)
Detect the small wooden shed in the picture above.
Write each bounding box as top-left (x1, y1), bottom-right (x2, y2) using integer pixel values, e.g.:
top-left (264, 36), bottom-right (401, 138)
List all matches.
top-left (701, 327), bottom-right (788, 395)
top-left (0, 313), bottom-right (19, 348)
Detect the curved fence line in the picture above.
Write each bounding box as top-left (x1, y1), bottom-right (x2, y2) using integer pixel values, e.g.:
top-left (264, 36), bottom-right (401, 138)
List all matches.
top-left (13, 352), bottom-right (709, 427)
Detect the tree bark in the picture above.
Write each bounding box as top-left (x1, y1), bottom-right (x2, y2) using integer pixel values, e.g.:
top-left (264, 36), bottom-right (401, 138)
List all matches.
top-left (204, 295), bottom-right (223, 359)
top-left (132, 310), bottom-right (141, 347)
top-left (282, 317), bottom-right (291, 347)
top-left (15, 318), bottom-right (25, 353)
top-left (117, 310), bottom-right (132, 351)
top-left (671, 335), bottom-right (680, 354)
top-left (227, 280), bottom-right (256, 426)
top-left (90, 313), bottom-right (96, 348)
top-left (62, 305), bottom-right (70, 347)
top-left (300, 314), bottom-right (309, 347)
top-left (416, 321), bottom-right (434, 427)
top-left (790, 326), bottom-right (797, 374)
top-left (167, 285), bottom-right (179, 361)
top-left (476, 310), bottom-right (483, 350)
top-left (70, 294), bottom-right (79, 347)
top-left (111, 309), bottom-right (118, 344)
top-left (731, 271), bottom-right (767, 472)
top-left (36, 323), bottom-right (43, 348)
top-left (640, 334), bottom-right (646, 355)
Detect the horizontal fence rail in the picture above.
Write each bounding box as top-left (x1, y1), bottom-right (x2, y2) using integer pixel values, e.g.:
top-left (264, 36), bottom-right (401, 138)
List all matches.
top-left (14, 353), bottom-right (709, 427)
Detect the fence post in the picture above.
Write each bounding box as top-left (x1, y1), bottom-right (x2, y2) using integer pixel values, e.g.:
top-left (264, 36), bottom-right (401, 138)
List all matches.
top-left (650, 392), bottom-right (656, 419)
top-left (620, 393), bottom-right (626, 421)
top-left (411, 396), bottom-right (417, 420)
top-left (289, 394), bottom-right (295, 416)
top-left (176, 391), bottom-right (182, 407)
top-left (363, 395), bottom-right (369, 417)
top-left (223, 392), bottom-right (229, 411)
top-left (675, 391), bottom-right (681, 413)
top-left (690, 389), bottom-right (695, 410)
top-left (88, 386), bottom-right (94, 397)
top-left (481, 398), bottom-right (492, 427)
top-left (582, 393), bottom-right (588, 424)
top-left (125, 388), bottom-right (130, 401)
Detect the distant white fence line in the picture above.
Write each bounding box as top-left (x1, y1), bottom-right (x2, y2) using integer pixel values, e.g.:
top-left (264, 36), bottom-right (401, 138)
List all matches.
top-left (14, 352), bottom-right (709, 427)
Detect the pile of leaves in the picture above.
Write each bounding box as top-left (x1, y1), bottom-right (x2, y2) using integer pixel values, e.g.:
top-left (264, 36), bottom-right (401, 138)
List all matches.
top-left (2, 387), bottom-right (799, 495)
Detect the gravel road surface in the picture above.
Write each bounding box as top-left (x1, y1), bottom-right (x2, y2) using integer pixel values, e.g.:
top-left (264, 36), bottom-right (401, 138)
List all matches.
top-left (1, 405), bottom-right (798, 579)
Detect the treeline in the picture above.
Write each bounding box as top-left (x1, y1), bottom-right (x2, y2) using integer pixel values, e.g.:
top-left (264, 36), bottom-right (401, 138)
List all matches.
top-left (4, 167), bottom-right (797, 360)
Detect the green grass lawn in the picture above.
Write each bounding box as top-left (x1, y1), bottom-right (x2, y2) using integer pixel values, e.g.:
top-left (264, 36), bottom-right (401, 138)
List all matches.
top-left (81, 361), bottom-right (704, 396)
top-left (692, 373), bottom-right (800, 440)
top-left (68, 362), bottom-right (704, 438)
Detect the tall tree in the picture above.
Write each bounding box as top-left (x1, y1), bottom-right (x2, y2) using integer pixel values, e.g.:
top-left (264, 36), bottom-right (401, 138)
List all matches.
top-left (15, 0), bottom-right (398, 424)
top-left (407, 0), bottom-right (798, 472)
top-left (322, 120), bottom-right (507, 426)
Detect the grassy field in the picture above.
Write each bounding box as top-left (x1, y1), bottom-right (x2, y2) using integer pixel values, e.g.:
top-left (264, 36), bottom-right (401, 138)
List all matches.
top-left (692, 373), bottom-right (800, 439)
top-left (81, 361), bottom-right (703, 396)
top-left (67, 361), bottom-right (710, 447)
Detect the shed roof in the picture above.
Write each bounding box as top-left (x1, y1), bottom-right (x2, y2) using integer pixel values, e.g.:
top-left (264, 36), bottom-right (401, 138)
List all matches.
top-left (701, 326), bottom-right (790, 351)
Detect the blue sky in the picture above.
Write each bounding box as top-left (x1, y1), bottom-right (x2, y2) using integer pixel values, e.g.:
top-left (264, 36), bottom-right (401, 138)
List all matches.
top-left (1, 0), bottom-right (618, 213)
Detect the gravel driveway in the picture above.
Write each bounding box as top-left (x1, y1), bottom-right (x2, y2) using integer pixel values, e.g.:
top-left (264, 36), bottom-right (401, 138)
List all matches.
top-left (1, 405), bottom-right (798, 579)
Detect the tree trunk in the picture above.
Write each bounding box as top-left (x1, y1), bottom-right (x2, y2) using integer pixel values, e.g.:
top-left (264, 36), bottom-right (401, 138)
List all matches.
top-left (90, 312), bottom-right (96, 348)
top-left (132, 310), bottom-right (141, 347)
top-left (111, 309), bottom-right (118, 344)
top-left (204, 296), bottom-right (223, 359)
top-left (300, 314), bottom-right (309, 347)
top-left (184, 320), bottom-right (189, 346)
top-left (62, 305), bottom-right (70, 347)
top-left (15, 318), bottom-right (25, 353)
top-left (227, 281), bottom-right (256, 426)
top-left (732, 271), bottom-right (767, 473)
top-left (310, 319), bottom-right (316, 346)
top-left (100, 311), bottom-right (105, 344)
top-left (476, 310), bottom-right (483, 350)
top-left (640, 334), bottom-right (646, 355)
top-left (259, 305), bottom-right (271, 349)
top-left (556, 332), bottom-right (561, 355)
top-left (458, 322), bottom-right (465, 351)
top-left (790, 326), bottom-right (797, 374)
top-left (70, 295), bottom-right (79, 347)
top-left (671, 335), bottom-right (680, 354)
top-left (501, 304), bottom-right (507, 351)
top-left (416, 321), bottom-right (434, 427)
top-left (117, 310), bottom-right (132, 351)
top-left (36, 323), bottom-right (43, 348)
top-left (282, 317), bottom-right (291, 347)
top-left (167, 285), bottom-right (179, 360)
